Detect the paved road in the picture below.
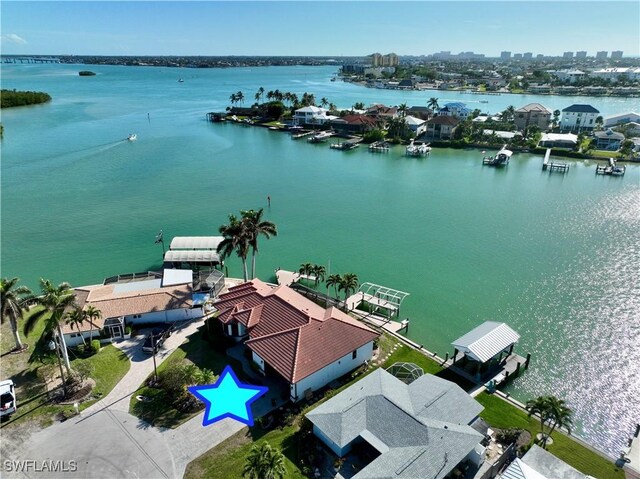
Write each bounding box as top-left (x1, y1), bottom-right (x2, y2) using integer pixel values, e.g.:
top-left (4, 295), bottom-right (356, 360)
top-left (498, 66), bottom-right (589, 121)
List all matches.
top-left (1, 318), bottom-right (266, 479)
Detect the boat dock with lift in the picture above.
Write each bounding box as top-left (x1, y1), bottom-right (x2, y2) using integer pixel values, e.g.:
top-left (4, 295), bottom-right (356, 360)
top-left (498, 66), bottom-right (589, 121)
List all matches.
top-left (596, 157), bottom-right (626, 176)
top-left (482, 145), bottom-right (512, 166)
top-left (369, 141), bottom-right (390, 152)
top-left (406, 140), bottom-right (431, 157)
top-left (541, 148), bottom-right (569, 173)
top-left (330, 137), bottom-right (362, 150)
top-left (307, 131), bottom-right (335, 143)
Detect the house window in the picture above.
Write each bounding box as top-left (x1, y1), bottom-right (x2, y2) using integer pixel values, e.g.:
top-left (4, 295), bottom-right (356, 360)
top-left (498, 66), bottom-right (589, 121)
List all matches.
top-left (352, 350), bottom-right (357, 359)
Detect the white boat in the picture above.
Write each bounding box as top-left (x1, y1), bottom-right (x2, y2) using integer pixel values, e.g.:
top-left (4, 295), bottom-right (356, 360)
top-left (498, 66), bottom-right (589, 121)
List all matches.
top-left (127, 133), bottom-right (137, 141)
top-left (483, 144), bottom-right (512, 166)
top-left (406, 140), bottom-right (431, 156)
top-left (308, 131), bottom-right (333, 143)
top-left (178, 78), bottom-right (184, 83)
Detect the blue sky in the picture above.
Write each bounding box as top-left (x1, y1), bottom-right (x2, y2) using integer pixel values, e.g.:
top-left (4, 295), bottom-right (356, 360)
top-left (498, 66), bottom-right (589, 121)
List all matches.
top-left (1, 1), bottom-right (639, 57)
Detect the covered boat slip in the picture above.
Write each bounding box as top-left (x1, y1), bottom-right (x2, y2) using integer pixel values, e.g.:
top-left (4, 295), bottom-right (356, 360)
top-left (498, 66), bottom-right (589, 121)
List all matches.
top-left (450, 321), bottom-right (530, 385)
top-left (164, 236), bottom-right (224, 268)
top-left (168, 236), bottom-right (224, 251)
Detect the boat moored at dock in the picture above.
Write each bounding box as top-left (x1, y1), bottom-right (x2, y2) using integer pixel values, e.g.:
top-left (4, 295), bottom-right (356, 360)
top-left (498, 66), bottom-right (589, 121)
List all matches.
top-left (368, 141), bottom-right (390, 152)
top-left (406, 140), bottom-right (431, 157)
top-left (596, 158), bottom-right (626, 176)
top-left (307, 131), bottom-right (334, 143)
top-left (483, 145), bottom-right (512, 166)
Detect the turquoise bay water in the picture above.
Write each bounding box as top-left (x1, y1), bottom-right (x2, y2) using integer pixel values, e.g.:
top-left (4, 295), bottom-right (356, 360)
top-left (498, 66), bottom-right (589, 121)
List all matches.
top-left (1, 64), bottom-right (639, 456)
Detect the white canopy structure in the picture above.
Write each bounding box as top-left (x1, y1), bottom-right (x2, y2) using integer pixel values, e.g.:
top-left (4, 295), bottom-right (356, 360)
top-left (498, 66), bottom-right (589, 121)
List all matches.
top-left (164, 250), bottom-right (221, 264)
top-left (169, 236), bottom-right (223, 251)
top-left (452, 321), bottom-right (520, 363)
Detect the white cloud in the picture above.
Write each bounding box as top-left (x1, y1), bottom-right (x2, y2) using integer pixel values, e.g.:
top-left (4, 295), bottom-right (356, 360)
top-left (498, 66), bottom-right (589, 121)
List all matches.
top-left (1, 33), bottom-right (27, 45)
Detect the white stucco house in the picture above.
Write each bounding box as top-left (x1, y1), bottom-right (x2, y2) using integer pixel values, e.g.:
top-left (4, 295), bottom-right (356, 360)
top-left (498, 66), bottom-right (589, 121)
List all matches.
top-left (213, 279), bottom-right (379, 402)
top-left (62, 269), bottom-right (203, 347)
top-left (561, 104), bottom-right (600, 132)
top-left (293, 106), bottom-right (337, 126)
top-left (404, 115), bottom-right (427, 136)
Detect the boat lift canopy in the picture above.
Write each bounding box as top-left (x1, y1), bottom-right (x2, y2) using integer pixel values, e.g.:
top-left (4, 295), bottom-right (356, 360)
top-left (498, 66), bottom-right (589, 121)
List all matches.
top-left (169, 236), bottom-right (224, 251)
top-left (356, 282), bottom-right (410, 318)
top-left (452, 321), bottom-right (520, 363)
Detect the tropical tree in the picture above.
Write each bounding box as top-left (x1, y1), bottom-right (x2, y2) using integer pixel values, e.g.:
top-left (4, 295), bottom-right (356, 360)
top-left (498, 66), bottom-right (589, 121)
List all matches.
top-left (398, 103), bottom-right (408, 118)
top-left (65, 306), bottom-right (87, 345)
top-left (353, 102), bottom-right (365, 110)
top-left (236, 91), bottom-right (245, 105)
top-left (84, 305), bottom-right (102, 345)
top-left (299, 262), bottom-right (314, 282)
top-left (24, 279), bottom-right (76, 373)
top-left (242, 442), bottom-right (286, 479)
top-left (311, 264), bottom-right (326, 287)
top-left (552, 109), bottom-right (561, 129)
top-left (229, 93), bottom-right (238, 107)
top-left (526, 396), bottom-right (554, 448)
top-left (595, 116), bottom-right (604, 131)
top-left (256, 87), bottom-right (264, 104)
top-left (618, 139), bottom-right (635, 160)
top-left (339, 273), bottom-right (359, 304)
top-left (1, 277), bottom-right (33, 351)
top-left (427, 97), bottom-right (439, 113)
top-left (326, 274), bottom-right (342, 299)
top-left (502, 105), bottom-right (516, 123)
top-left (546, 396), bottom-right (573, 438)
top-left (241, 208), bottom-right (277, 280)
top-left (218, 214), bottom-right (250, 281)
top-left (320, 97), bottom-right (329, 108)
top-left (328, 102), bottom-right (337, 112)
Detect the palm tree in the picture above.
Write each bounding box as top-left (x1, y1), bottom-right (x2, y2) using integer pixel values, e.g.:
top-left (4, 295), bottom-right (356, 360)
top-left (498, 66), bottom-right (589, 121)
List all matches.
top-left (243, 442), bottom-right (286, 479)
top-left (241, 208), bottom-right (277, 280)
top-left (256, 87), bottom-right (264, 104)
top-left (398, 103), bottom-right (408, 118)
top-left (320, 97), bottom-right (329, 109)
top-left (427, 97), bottom-right (439, 113)
top-left (65, 306), bottom-right (87, 346)
top-left (326, 274), bottom-right (342, 299)
top-left (218, 214), bottom-right (250, 281)
top-left (1, 277), bottom-right (33, 351)
top-left (236, 91), bottom-right (245, 105)
top-left (299, 262), bottom-right (314, 283)
top-left (546, 396), bottom-right (573, 438)
top-left (84, 305), bottom-right (102, 345)
top-left (552, 109), bottom-right (561, 129)
top-left (339, 273), bottom-right (359, 304)
top-left (311, 264), bottom-right (326, 287)
top-left (502, 105), bottom-right (516, 123)
top-left (328, 102), bottom-right (337, 112)
top-left (24, 279), bottom-right (76, 373)
top-left (229, 93), bottom-right (238, 107)
top-left (526, 396), bottom-right (553, 448)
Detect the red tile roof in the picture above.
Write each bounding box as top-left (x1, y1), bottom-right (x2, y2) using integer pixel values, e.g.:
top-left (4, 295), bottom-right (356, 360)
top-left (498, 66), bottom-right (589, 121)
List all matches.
top-left (214, 279), bottom-right (379, 383)
top-left (427, 116), bottom-right (459, 126)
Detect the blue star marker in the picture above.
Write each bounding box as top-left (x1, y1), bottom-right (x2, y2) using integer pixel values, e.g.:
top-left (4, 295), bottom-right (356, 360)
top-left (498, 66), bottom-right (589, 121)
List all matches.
top-left (188, 365), bottom-right (268, 427)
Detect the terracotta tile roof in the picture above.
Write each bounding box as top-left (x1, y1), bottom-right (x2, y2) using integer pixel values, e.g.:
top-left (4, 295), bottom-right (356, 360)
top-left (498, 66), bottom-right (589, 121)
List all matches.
top-left (216, 279), bottom-right (379, 383)
top-left (427, 116), bottom-right (459, 126)
top-left (61, 282), bottom-right (193, 335)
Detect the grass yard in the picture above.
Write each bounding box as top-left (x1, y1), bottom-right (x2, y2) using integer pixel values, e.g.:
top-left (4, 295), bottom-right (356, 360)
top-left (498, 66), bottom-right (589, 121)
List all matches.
top-left (129, 325), bottom-right (248, 428)
top-left (382, 341), bottom-right (443, 375)
top-left (476, 393), bottom-right (624, 479)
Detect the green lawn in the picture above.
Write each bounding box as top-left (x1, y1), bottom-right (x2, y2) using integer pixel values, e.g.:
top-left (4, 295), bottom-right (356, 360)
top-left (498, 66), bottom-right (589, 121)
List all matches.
top-left (382, 341), bottom-right (443, 375)
top-left (129, 325), bottom-right (248, 428)
top-left (475, 393), bottom-right (624, 479)
top-left (1, 308), bottom-right (130, 429)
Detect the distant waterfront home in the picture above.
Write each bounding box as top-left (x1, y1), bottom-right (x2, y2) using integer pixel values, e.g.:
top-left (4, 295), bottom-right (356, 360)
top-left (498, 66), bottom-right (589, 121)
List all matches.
top-left (438, 102), bottom-right (472, 119)
top-left (293, 106), bottom-right (337, 126)
top-left (406, 106), bottom-right (432, 120)
top-left (330, 114), bottom-right (378, 135)
top-left (365, 104), bottom-right (399, 121)
top-left (604, 112), bottom-right (640, 128)
top-left (591, 67), bottom-right (640, 81)
top-left (538, 132), bottom-right (578, 149)
top-left (552, 69), bottom-right (586, 83)
top-left (212, 279), bottom-right (379, 402)
top-left (397, 79), bottom-right (416, 90)
top-left (306, 368), bottom-right (487, 478)
top-left (561, 104), bottom-right (600, 132)
top-left (594, 129), bottom-right (625, 150)
top-left (62, 269), bottom-right (202, 347)
top-left (425, 115), bottom-right (459, 140)
top-left (527, 83), bottom-right (552, 94)
top-left (404, 115), bottom-right (427, 136)
top-left (514, 103), bottom-right (552, 131)
top-left (483, 129), bottom-right (521, 140)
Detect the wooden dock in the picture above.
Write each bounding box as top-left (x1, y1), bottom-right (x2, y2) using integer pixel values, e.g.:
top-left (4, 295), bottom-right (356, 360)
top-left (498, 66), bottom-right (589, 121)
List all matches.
top-left (275, 269), bottom-right (315, 286)
top-left (596, 158), bottom-right (626, 176)
top-left (291, 130), bottom-right (313, 140)
top-left (541, 148), bottom-right (551, 170)
top-left (549, 162), bottom-right (569, 173)
top-left (330, 138), bottom-right (362, 150)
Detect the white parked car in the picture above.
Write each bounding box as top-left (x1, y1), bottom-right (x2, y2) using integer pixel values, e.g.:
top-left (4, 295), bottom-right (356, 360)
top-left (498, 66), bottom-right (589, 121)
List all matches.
top-left (0, 379), bottom-right (17, 418)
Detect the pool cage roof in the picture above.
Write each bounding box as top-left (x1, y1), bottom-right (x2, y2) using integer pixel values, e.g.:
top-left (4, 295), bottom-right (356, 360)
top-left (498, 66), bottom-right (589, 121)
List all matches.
top-left (357, 283), bottom-right (410, 311)
top-left (386, 362), bottom-right (424, 384)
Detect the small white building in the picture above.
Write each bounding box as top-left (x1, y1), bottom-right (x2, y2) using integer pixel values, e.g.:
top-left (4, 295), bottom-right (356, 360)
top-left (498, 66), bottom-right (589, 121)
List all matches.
top-left (404, 115), bottom-right (427, 136)
top-left (561, 104), bottom-right (600, 132)
top-left (590, 67), bottom-right (640, 81)
top-left (62, 270), bottom-right (202, 347)
top-left (604, 112), bottom-right (640, 128)
top-left (293, 106), bottom-right (337, 126)
top-left (539, 132), bottom-right (578, 148)
top-left (552, 69), bottom-right (586, 83)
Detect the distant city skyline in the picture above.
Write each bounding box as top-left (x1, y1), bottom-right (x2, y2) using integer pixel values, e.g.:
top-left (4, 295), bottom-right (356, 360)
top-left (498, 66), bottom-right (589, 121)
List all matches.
top-left (1, 1), bottom-right (639, 58)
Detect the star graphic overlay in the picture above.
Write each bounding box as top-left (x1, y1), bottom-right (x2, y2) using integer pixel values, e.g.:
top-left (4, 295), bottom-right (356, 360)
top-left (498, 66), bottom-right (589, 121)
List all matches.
top-left (188, 365), bottom-right (268, 427)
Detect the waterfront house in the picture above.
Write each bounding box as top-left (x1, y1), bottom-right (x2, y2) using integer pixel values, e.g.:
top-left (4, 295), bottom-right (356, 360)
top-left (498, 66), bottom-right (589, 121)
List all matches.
top-left (561, 104), bottom-right (600, 132)
top-left (483, 129), bottom-right (521, 140)
top-left (552, 69), bottom-right (586, 83)
top-left (406, 106), bottom-right (432, 120)
top-left (590, 67), bottom-right (640, 82)
top-left (527, 83), bottom-right (552, 94)
top-left (404, 115), bottom-right (427, 136)
top-left (438, 102), bottom-right (472, 119)
top-left (594, 129), bottom-right (625, 150)
top-left (499, 445), bottom-right (588, 479)
top-left (425, 116), bottom-right (459, 140)
top-left (514, 103), bottom-right (552, 131)
top-left (293, 106), bottom-right (337, 126)
top-left (365, 104), bottom-right (399, 121)
top-left (330, 115), bottom-right (378, 135)
top-left (538, 132), bottom-right (578, 149)
top-left (212, 279), bottom-right (379, 402)
top-left (61, 269), bottom-right (202, 346)
top-left (604, 112), bottom-right (640, 128)
top-left (306, 368), bottom-right (486, 478)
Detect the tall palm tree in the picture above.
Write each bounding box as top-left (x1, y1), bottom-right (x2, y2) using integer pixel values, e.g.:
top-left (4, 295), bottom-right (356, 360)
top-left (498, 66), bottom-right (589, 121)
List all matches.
top-left (526, 396), bottom-right (553, 448)
top-left (552, 109), bottom-right (561, 129)
top-left (427, 97), bottom-right (439, 113)
top-left (24, 279), bottom-right (76, 373)
top-left (398, 103), bottom-right (408, 118)
top-left (229, 93), bottom-right (238, 107)
top-left (299, 262), bottom-right (314, 283)
top-left (218, 214), bottom-right (250, 282)
top-left (320, 97), bottom-right (329, 109)
top-left (328, 102), bottom-right (337, 112)
top-left (326, 274), bottom-right (342, 299)
top-left (65, 306), bottom-right (88, 345)
top-left (236, 91), bottom-right (245, 105)
top-left (1, 277), bottom-right (33, 351)
top-left (243, 442), bottom-right (286, 479)
top-left (546, 396), bottom-right (573, 437)
top-left (84, 305), bottom-right (102, 345)
top-left (312, 264), bottom-right (326, 287)
top-left (241, 208), bottom-right (277, 280)
top-left (339, 273), bottom-right (359, 304)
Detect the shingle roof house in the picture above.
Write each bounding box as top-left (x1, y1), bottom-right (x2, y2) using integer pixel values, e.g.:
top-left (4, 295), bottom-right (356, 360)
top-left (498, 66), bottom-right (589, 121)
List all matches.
top-left (307, 368), bottom-right (485, 479)
top-left (214, 280), bottom-right (379, 402)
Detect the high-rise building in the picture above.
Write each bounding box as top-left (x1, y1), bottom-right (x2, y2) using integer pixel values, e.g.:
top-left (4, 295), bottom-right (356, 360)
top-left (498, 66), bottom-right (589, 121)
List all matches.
top-left (563, 52), bottom-right (574, 59)
top-left (536, 54), bottom-right (545, 60)
top-left (611, 50), bottom-right (623, 59)
top-left (500, 51), bottom-right (511, 60)
top-left (513, 53), bottom-right (523, 60)
top-left (575, 51), bottom-right (587, 59)
top-left (595, 51), bottom-right (608, 59)
top-left (370, 53), bottom-right (399, 67)
top-left (523, 52), bottom-right (533, 60)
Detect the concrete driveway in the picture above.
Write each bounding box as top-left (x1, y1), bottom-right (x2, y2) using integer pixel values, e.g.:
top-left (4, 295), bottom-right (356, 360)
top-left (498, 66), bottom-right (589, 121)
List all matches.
top-left (1, 318), bottom-right (256, 479)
